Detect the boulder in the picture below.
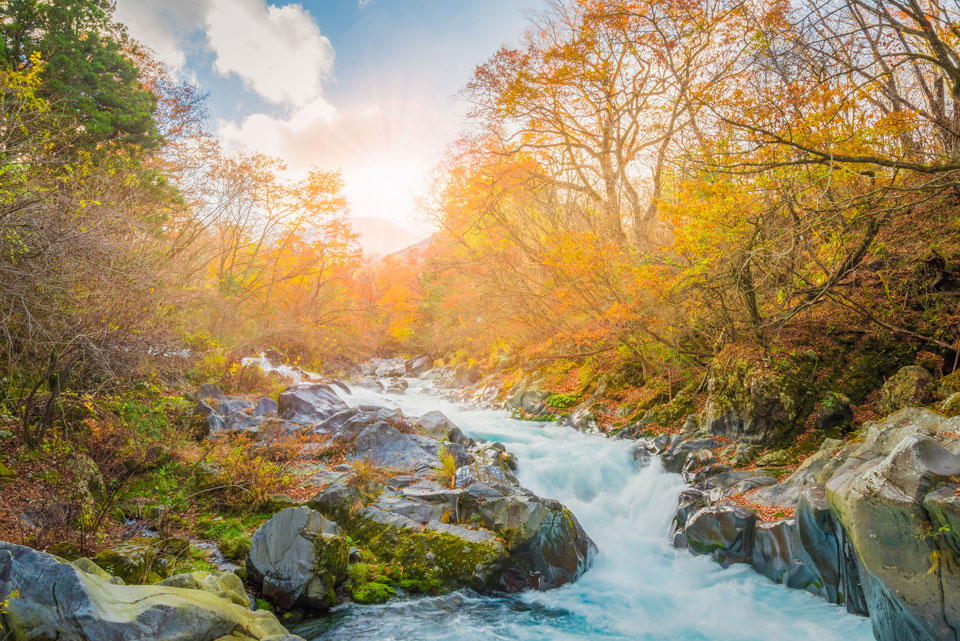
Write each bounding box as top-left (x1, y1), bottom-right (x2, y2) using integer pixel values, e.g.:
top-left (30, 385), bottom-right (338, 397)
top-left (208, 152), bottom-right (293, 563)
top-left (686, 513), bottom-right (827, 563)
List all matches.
top-left (507, 388), bottom-right (550, 415)
top-left (699, 360), bottom-right (806, 446)
top-left (92, 539), bottom-right (161, 584)
top-left (463, 488), bottom-right (596, 591)
top-left (408, 356), bottom-right (432, 377)
top-left (825, 411), bottom-right (960, 640)
top-left (877, 365), bottom-right (933, 415)
top-left (156, 571), bottom-right (249, 607)
top-left (246, 507), bottom-right (348, 611)
top-left (347, 423), bottom-right (439, 472)
top-left (278, 384), bottom-right (348, 424)
top-left (253, 397), bottom-right (279, 416)
top-left (0, 541), bottom-right (301, 641)
top-left (814, 392), bottom-right (854, 434)
top-left (414, 410), bottom-right (470, 445)
top-left (197, 383), bottom-right (227, 401)
top-left (375, 359), bottom-right (407, 378)
top-left (684, 505), bottom-right (756, 566)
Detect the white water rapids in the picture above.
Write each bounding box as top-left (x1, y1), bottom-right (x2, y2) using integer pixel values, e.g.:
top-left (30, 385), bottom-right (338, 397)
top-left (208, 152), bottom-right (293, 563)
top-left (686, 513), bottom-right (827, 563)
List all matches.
top-left (291, 378), bottom-right (875, 641)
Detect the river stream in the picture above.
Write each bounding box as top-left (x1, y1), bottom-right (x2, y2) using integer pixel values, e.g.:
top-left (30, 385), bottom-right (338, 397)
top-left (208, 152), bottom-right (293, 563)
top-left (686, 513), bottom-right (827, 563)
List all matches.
top-left (292, 379), bottom-right (875, 641)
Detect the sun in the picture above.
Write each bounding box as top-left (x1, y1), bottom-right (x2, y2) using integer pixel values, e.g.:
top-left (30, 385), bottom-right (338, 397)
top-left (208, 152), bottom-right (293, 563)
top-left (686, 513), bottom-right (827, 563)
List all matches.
top-left (343, 153), bottom-right (427, 226)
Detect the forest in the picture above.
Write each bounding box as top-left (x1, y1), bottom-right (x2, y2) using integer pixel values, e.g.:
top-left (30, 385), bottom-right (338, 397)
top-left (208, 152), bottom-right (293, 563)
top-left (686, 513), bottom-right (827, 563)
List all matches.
top-left (1, 1), bottom-right (959, 641)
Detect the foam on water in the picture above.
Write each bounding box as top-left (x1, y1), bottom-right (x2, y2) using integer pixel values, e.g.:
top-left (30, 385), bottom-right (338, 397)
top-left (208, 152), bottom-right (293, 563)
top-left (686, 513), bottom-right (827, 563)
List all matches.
top-left (292, 379), bottom-right (876, 641)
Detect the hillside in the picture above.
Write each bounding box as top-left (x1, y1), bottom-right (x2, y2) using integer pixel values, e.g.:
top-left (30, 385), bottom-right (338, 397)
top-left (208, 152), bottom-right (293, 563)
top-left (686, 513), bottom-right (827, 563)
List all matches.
top-left (347, 216), bottom-right (423, 257)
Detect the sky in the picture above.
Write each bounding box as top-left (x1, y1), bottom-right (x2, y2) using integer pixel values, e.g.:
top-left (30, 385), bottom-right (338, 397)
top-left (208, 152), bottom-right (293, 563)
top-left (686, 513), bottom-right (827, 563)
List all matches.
top-left (114, 0), bottom-right (540, 235)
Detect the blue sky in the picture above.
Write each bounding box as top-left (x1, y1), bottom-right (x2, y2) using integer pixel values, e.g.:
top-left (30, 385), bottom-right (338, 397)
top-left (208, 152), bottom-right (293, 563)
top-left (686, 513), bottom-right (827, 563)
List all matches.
top-left (115, 0), bottom-right (540, 233)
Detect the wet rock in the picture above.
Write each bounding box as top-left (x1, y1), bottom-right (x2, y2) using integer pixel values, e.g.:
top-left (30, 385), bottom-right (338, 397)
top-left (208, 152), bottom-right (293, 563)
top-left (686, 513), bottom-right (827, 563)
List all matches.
top-left (684, 505), bottom-right (756, 566)
top-left (793, 484), bottom-right (867, 610)
top-left (507, 388), bottom-right (550, 415)
top-left (414, 410), bottom-right (461, 441)
top-left (661, 438), bottom-right (721, 474)
top-left (563, 399), bottom-right (601, 433)
top-left (246, 507), bottom-right (348, 611)
top-left (0, 542), bottom-right (301, 641)
top-left (751, 518), bottom-right (819, 590)
top-left (278, 383), bottom-right (348, 424)
top-left (877, 365), bottom-right (933, 415)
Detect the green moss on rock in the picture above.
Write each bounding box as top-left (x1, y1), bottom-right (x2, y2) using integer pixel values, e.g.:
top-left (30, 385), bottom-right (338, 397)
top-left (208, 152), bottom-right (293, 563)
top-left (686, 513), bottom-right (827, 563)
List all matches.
top-left (350, 581), bottom-right (396, 604)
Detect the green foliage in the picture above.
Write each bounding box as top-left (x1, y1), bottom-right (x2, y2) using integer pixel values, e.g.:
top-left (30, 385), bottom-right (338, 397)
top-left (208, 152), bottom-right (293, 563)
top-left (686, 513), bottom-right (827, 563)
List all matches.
top-left (195, 514), bottom-right (269, 561)
top-left (350, 581), bottom-right (396, 604)
top-left (1, 0), bottom-right (160, 149)
top-left (432, 447), bottom-right (458, 489)
top-left (545, 392), bottom-right (582, 409)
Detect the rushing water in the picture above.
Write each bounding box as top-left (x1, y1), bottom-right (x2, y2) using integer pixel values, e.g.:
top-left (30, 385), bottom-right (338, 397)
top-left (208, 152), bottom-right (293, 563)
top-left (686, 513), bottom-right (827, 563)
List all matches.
top-left (292, 379), bottom-right (875, 641)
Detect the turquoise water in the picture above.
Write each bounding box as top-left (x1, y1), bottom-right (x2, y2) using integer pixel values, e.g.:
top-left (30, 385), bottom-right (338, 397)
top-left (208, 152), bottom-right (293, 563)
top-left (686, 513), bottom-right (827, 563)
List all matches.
top-left (293, 381), bottom-right (876, 641)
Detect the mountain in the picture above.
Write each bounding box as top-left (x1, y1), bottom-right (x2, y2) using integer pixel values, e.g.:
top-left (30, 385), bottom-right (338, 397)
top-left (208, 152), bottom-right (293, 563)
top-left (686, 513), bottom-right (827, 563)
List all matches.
top-left (347, 217), bottom-right (424, 257)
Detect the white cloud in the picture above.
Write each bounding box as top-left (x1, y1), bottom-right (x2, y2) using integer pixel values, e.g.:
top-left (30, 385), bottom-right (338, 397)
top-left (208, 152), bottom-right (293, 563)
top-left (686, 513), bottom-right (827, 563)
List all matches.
top-left (205, 0), bottom-right (334, 107)
top-left (115, 0), bottom-right (333, 108)
top-left (115, 0), bottom-right (213, 72)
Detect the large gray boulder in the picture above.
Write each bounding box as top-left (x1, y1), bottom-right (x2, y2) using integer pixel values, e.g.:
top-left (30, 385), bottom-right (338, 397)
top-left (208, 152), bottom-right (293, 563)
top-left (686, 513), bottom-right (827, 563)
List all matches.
top-left (675, 408), bottom-right (960, 640)
top-left (0, 541), bottom-right (301, 641)
top-left (246, 507), bottom-right (349, 611)
top-left (460, 486), bottom-right (596, 591)
top-left (278, 384), bottom-right (348, 424)
top-left (827, 427), bottom-right (960, 641)
top-left (347, 423), bottom-right (439, 472)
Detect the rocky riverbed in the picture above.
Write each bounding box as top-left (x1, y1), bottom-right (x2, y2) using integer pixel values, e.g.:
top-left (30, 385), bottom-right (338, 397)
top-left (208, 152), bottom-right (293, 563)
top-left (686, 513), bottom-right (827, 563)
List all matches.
top-left (1, 354), bottom-right (956, 641)
top-left (0, 365), bottom-right (595, 641)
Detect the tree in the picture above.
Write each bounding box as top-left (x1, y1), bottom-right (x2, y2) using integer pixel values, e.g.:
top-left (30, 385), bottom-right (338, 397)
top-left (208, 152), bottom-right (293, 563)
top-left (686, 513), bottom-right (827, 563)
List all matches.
top-left (0, 0), bottom-right (160, 149)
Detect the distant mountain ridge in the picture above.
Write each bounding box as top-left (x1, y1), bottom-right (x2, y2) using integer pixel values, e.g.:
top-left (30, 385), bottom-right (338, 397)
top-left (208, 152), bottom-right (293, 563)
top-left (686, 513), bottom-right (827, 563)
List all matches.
top-left (347, 216), bottom-right (424, 257)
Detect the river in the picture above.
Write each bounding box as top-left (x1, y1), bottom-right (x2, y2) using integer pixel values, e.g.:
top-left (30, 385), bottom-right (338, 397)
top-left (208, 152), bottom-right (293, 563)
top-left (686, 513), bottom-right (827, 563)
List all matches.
top-left (291, 378), bottom-right (876, 641)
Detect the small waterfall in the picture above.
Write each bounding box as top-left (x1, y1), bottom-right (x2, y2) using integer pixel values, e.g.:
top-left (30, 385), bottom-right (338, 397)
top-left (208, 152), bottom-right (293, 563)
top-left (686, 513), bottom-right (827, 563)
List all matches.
top-left (289, 378), bottom-right (875, 641)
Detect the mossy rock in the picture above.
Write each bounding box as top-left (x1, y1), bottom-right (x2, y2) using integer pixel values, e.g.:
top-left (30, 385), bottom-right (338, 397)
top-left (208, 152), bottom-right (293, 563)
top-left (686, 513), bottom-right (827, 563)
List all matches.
top-left (48, 541), bottom-right (81, 561)
top-left (339, 511), bottom-right (504, 593)
top-left (942, 392), bottom-right (960, 416)
top-left (265, 493), bottom-right (299, 513)
top-left (350, 581), bottom-right (396, 604)
top-left (938, 371), bottom-right (960, 400)
top-left (71, 557), bottom-right (124, 584)
top-left (156, 570), bottom-right (249, 607)
top-left (877, 366), bottom-right (933, 415)
top-left (92, 539), bottom-right (165, 584)
top-left (754, 449), bottom-right (796, 467)
top-left (700, 358), bottom-right (814, 446)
